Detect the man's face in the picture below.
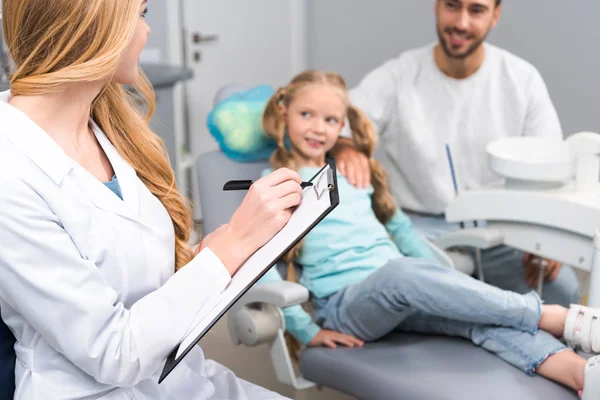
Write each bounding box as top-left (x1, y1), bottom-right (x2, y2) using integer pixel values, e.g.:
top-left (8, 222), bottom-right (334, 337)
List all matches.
top-left (435, 0), bottom-right (500, 60)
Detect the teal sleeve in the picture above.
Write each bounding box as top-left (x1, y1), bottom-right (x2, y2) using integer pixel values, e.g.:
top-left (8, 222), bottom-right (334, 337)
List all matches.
top-left (258, 265), bottom-right (321, 345)
top-left (385, 209), bottom-right (437, 260)
top-left (260, 167), bottom-right (273, 178)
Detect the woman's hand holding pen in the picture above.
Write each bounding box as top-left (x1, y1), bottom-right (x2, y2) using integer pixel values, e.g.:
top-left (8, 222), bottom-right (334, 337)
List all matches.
top-left (206, 168), bottom-right (303, 276)
top-left (195, 224), bottom-right (229, 255)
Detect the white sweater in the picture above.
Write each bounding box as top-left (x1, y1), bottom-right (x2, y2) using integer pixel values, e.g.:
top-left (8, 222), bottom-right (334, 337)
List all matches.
top-left (345, 42), bottom-right (562, 214)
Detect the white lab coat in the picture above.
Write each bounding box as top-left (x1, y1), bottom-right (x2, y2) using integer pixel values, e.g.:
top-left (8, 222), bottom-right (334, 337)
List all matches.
top-left (0, 91), bottom-right (286, 400)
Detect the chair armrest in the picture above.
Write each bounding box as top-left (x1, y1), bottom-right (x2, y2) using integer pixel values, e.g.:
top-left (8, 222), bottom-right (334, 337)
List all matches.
top-left (423, 234), bottom-right (476, 276)
top-left (227, 281), bottom-right (316, 390)
top-left (434, 228), bottom-right (504, 251)
top-left (228, 281), bottom-right (309, 347)
top-left (233, 281), bottom-right (309, 311)
top-left (422, 235), bottom-right (455, 269)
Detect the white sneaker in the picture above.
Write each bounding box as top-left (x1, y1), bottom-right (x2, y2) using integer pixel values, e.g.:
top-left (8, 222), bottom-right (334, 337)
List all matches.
top-left (564, 305), bottom-right (600, 353)
top-left (582, 356), bottom-right (600, 400)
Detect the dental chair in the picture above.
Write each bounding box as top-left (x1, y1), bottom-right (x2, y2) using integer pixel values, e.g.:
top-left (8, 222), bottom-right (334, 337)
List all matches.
top-left (195, 85), bottom-right (578, 399)
top-left (0, 309), bottom-right (15, 399)
top-left (196, 150), bottom-right (577, 400)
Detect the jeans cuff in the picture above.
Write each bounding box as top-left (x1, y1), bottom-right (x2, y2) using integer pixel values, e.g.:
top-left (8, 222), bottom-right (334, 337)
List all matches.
top-left (528, 346), bottom-right (569, 376)
top-left (521, 291), bottom-right (543, 334)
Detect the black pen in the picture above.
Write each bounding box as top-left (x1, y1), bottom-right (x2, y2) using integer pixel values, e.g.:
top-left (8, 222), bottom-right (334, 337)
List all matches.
top-left (223, 180), bottom-right (313, 191)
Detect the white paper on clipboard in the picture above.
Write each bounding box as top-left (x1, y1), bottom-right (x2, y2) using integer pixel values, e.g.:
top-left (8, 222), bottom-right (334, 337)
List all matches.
top-left (175, 165), bottom-right (335, 358)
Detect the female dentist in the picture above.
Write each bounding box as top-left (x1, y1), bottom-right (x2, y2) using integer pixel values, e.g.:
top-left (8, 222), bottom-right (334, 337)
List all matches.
top-left (0, 0), bottom-right (302, 399)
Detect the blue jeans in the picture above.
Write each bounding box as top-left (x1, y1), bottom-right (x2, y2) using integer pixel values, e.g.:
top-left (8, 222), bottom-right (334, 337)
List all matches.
top-left (313, 258), bottom-right (567, 375)
top-left (406, 213), bottom-right (581, 307)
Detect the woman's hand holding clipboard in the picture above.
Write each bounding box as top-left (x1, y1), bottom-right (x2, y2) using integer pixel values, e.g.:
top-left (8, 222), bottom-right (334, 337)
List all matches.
top-left (160, 158), bottom-right (339, 383)
top-left (202, 168), bottom-right (304, 277)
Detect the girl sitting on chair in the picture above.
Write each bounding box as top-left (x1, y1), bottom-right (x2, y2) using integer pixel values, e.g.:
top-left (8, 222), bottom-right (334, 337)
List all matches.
top-left (259, 70), bottom-right (599, 396)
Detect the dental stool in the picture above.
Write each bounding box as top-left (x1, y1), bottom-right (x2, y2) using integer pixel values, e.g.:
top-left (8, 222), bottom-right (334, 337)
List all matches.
top-left (195, 148), bottom-right (577, 400)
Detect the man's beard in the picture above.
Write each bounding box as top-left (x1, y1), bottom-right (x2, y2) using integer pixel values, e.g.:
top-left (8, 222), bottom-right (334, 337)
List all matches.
top-left (437, 26), bottom-right (488, 60)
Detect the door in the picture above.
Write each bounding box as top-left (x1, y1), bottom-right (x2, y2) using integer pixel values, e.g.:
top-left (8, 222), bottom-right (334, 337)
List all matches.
top-left (179, 0), bottom-right (306, 221)
top-left (182, 0), bottom-right (305, 157)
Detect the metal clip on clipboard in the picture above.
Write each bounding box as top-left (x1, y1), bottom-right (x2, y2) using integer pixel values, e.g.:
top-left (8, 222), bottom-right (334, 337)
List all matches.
top-left (313, 167), bottom-right (335, 200)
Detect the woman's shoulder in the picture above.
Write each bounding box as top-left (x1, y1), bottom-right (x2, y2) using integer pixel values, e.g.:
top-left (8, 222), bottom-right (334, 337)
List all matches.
top-left (0, 166), bottom-right (49, 220)
top-left (0, 134), bottom-right (66, 219)
top-left (0, 135), bottom-right (37, 184)
top-left (0, 101), bottom-right (69, 188)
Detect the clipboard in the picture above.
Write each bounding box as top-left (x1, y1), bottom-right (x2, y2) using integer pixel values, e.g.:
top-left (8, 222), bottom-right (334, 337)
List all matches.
top-left (159, 157), bottom-right (339, 383)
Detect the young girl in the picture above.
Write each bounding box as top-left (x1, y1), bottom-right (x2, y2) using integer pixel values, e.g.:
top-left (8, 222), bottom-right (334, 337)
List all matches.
top-left (259, 70), bottom-right (599, 395)
top-left (0, 0), bottom-right (301, 398)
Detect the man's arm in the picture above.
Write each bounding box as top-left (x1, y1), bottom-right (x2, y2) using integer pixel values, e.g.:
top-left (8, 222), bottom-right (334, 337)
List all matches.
top-left (523, 67), bottom-right (563, 139)
top-left (331, 137), bottom-right (370, 188)
top-left (340, 59), bottom-right (399, 138)
top-left (335, 59), bottom-right (400, 187)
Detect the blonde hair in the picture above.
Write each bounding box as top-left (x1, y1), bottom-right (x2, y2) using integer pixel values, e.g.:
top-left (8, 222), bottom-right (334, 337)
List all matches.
top-left (3, 0), bottom-right (193, 271)
top-left (263, 70), bottom-right (397, 357)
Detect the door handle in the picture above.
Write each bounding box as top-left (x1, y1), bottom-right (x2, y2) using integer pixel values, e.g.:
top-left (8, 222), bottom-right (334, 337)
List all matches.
top-left (192, 33), bottom-right (219, 44)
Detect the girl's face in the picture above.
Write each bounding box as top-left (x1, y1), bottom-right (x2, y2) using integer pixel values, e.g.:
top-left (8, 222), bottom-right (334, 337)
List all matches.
top-left (281, 84), bottom-right (346, 167)
top-left (112, 1), bottom-right (151, 85)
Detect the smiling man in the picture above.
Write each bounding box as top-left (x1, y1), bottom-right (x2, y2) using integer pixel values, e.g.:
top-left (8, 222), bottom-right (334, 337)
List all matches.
top-left (335, 0), bottom-right (581, 307)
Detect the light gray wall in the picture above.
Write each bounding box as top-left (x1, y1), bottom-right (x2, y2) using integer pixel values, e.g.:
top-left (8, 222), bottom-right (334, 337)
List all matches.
top-left (306, 0), bottom-right (600, 135)
top-left (144, 0), bottom-right (171, 63)
top-left (307, 1), bottom-right (435, 86)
